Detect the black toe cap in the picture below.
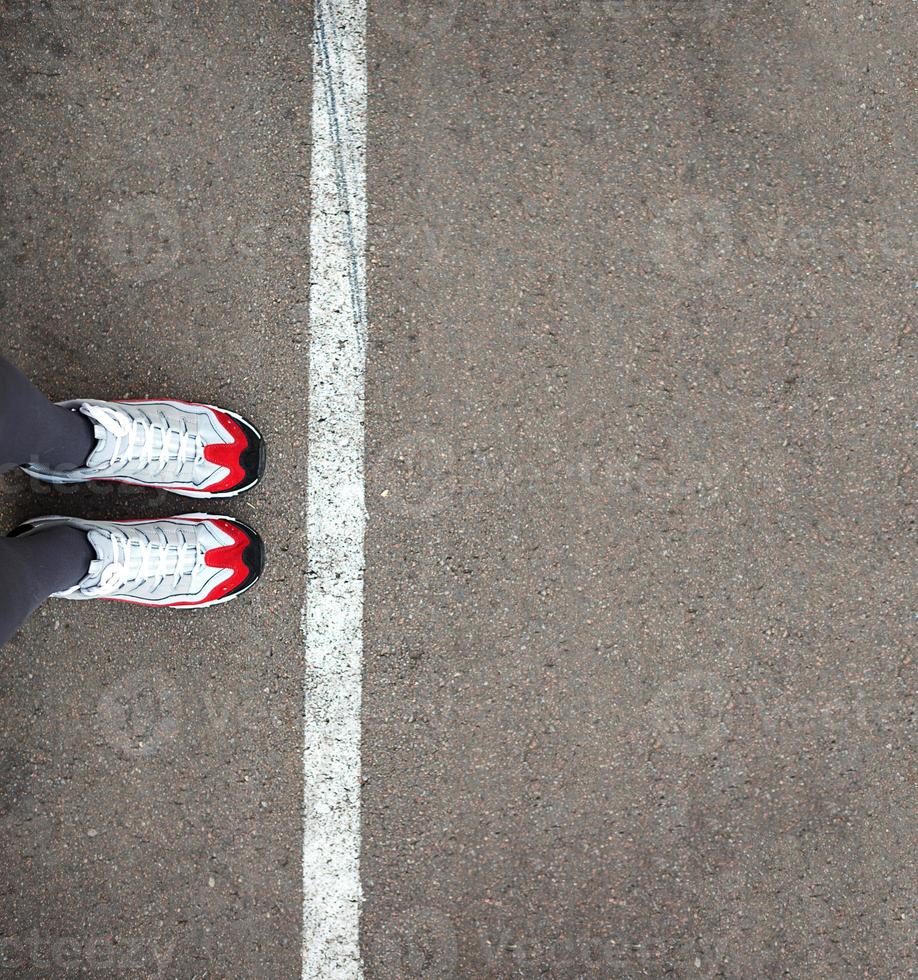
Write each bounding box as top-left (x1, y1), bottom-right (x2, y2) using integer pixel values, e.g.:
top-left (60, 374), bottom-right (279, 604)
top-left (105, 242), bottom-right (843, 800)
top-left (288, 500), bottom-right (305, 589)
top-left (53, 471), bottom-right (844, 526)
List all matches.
top-left (236, 416), bottom-right (266, 491)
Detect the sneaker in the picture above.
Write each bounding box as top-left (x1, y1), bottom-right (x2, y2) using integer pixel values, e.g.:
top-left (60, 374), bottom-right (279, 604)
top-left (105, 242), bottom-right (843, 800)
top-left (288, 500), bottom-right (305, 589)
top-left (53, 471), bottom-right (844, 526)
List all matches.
top-left (22, 399), bottom-right (265, 498)
top-left (12, 514), bottom-right (264, 607)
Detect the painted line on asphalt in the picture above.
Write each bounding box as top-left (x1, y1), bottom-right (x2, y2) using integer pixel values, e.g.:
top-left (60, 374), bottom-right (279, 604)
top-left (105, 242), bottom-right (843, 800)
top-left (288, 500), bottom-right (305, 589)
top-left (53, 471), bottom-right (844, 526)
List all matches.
top-left (302, 0), bottom-right (366, 975)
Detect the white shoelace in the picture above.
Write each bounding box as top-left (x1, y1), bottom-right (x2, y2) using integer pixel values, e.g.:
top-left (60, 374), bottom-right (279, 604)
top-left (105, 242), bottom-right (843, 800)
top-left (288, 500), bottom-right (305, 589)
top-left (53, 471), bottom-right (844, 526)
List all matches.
top-left (86, 526), bottom-right (204, 597)
top-left (85, 404), bottom-right (205, 475)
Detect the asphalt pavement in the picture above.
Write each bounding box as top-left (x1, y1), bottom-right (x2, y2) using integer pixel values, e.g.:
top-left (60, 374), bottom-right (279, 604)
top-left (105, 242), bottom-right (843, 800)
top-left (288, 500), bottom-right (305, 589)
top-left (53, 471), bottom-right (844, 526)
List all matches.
top-left (1, 4), bottom-right (307, 976)
top-left (1, 0), bottom-right (915, 977)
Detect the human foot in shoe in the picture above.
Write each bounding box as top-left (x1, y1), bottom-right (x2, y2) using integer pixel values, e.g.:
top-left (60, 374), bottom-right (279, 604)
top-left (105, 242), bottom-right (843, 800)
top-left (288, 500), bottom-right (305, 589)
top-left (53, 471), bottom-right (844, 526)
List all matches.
top-left (21, 399), bottom-right (265, 498)
top-left (11, 514), bottom-right (264, 607)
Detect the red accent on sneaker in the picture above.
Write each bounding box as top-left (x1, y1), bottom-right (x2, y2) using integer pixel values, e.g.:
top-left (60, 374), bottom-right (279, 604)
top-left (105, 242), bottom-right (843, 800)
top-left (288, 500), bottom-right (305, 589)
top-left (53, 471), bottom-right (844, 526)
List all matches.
top-left (202, 410), bottom-right (248, 493)
top-left (169, 518), bottom-right (253, 607)
top-left (77, 400), bottom-right (257, 496)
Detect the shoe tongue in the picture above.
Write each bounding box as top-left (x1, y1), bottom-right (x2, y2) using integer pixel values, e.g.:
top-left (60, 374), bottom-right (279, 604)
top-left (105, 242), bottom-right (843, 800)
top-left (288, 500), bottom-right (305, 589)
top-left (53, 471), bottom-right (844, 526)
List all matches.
top-left (83, 528), bottom-right (114, 589)
top-left (80, 404), bottom-right (121, 470)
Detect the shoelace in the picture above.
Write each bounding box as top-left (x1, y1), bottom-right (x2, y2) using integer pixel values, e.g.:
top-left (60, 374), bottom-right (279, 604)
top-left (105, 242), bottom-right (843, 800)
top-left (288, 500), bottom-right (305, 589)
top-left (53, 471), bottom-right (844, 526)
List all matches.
top-left (87, 526), bottom-right (204, 597)
top-left (85, 404), bottom-right (205, 475)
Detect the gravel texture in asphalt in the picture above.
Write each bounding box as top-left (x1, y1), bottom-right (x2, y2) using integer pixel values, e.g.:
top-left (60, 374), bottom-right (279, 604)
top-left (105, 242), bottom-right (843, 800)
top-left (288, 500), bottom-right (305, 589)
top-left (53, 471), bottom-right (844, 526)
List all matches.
top-left (1, 4), bottom-right (308, 976)
top-left (362, 0), bottom-right (914, 976)
top-left (1, 0), bottom-right (915, 977)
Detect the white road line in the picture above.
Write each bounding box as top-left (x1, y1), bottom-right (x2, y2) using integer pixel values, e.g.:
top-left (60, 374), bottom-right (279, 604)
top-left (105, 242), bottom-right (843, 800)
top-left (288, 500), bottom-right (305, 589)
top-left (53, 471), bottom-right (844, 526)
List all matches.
top-left (302, 0), bottom-right (366, 975)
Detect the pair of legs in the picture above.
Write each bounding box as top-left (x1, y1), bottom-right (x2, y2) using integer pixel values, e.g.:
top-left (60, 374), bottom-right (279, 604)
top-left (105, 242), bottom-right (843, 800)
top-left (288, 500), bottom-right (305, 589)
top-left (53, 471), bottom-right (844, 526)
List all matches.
top-left (0, 354), bottom-right (266, 648)
top-left (0, 357), bottom-right (265, 644)
top-left (0, 355), bottom-right (97, 646)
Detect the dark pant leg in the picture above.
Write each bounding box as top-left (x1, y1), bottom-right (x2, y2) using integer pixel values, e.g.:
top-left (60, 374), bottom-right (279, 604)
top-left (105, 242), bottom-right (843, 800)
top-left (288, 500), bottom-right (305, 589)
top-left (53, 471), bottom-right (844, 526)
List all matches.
top-left (0, 355), bottom-right (95, 474)
top-left (0, 527), bottom-right (94, 647)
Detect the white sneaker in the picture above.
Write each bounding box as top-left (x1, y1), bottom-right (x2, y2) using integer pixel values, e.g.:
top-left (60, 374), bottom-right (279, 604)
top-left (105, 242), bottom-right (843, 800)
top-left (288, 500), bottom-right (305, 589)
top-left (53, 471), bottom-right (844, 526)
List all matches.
top-left (12, 514), bottom-right (264, 607)
top-left (22, 399), bottom-right (265, 498)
